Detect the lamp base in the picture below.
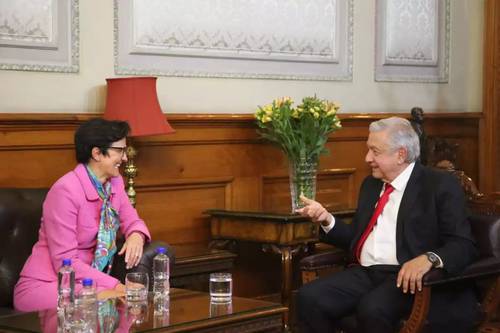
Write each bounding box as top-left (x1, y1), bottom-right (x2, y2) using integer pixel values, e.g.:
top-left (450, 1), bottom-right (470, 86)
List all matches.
top-left (124, 144), bottom-right (138, 207)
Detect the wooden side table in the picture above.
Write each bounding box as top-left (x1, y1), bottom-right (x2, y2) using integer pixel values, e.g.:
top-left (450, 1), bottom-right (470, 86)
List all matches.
top-left (206, 209), bottom-right (355, 327)
top-left (171, 243), bottom-right (237, 291)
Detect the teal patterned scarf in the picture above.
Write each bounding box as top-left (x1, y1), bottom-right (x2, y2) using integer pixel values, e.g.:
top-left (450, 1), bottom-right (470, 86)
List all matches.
top-left (98, 299), bottom-right (120, 333)
top-left (86, 165), bottom-right (120, 273)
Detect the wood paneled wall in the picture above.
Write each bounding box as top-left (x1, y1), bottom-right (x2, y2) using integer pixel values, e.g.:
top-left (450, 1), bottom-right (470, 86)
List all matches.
top-left (0, 112), bottom-right (481, 245)
top-left (482, 0), bottom-right (500, 194)
top-left (0, 112), bottom-right (481, 296)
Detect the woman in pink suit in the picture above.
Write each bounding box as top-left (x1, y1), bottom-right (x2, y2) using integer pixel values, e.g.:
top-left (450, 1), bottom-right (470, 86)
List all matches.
top-left (14, 118), bottom-right (151, 312)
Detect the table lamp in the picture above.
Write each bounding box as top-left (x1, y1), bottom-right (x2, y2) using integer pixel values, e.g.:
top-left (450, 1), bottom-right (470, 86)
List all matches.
top-left (104, 77), bottom-right (175, 206)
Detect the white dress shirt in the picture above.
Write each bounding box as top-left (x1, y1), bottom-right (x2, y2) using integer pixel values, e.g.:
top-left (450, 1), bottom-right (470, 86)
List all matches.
top-left (321, 162), bottom-right (444, 267)
top-left (358, 163), bottom-right (414, 265)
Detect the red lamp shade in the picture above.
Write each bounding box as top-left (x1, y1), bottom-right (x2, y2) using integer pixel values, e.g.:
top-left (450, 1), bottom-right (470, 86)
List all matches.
top-left (104, 77), bottom-right (175, 137)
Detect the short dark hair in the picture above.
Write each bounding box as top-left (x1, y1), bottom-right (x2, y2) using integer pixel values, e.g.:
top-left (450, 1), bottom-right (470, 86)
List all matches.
top-left (74, 118), bottom-right (130, 163)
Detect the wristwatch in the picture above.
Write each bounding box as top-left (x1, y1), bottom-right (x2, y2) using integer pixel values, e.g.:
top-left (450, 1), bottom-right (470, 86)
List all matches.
top-left (425, 252), bottom-right (440, 268)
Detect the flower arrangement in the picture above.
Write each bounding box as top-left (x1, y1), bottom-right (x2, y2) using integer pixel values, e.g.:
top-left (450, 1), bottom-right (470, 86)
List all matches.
top-left (255, 95), bottom-right (342, 210)
top-left (255, 95), bottom-right (342, 164)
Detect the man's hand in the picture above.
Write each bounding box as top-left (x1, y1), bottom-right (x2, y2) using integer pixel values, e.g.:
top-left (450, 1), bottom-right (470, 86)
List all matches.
top-left (118, 232), bottom-right (144, 269)
top-left (397, 254), bottom-right (433, 294)
top-left (295, 195), bottom-right (332, 226)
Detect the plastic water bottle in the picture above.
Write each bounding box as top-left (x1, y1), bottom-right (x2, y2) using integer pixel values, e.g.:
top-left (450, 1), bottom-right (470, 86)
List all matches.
top-left (80, 278), bottom-right (96, 305)
top-left (57, 259), bottom-right (75, 331)
top-left (81, 279), bottom-right (97, 323)
top-left (153, 247), bottom-right (170, 315)
top-left (79, 278), bottom-right (97, 333)
top-left (58, 259), bottom-right (75, 308)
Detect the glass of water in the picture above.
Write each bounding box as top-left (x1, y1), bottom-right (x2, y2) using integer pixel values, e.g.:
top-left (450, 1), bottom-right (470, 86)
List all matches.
top-left (209, 272), bottom-right (232, 303)
top-left (127, 301), bottom-right (148, 326)
top-left (125, 272), bottom-right (149, 303)
top-left (209, 301), bottom-right (233, 317)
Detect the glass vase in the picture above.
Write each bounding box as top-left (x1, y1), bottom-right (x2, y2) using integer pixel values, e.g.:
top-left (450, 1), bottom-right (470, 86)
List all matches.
top-left (289, 156), bottom-right (318, 212)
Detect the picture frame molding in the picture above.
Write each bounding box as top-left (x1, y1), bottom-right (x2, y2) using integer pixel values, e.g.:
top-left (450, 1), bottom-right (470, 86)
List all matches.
top-left (0, 0), bottom-right (80, 73)
top-left (114, 0), bottom-right (354, 81)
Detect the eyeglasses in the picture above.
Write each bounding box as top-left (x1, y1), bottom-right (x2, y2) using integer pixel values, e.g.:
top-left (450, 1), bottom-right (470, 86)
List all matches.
top-left (108, 146), bottom-right (127, 157)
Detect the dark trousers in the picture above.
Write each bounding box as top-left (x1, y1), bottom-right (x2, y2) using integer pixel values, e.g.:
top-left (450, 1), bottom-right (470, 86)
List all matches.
top-left (296, 265), bottom-right (478, 333)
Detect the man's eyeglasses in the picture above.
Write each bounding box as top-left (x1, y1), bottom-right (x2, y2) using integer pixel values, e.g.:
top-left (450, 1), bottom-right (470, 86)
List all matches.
top-left (108, 146), bottom-right (127, 157)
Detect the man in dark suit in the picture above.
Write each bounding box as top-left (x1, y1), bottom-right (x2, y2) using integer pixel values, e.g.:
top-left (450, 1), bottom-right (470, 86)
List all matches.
top-left (296, 117), bottom-right (478, 333)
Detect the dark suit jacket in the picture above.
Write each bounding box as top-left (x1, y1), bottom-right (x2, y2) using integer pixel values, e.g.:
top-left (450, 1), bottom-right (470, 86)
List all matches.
top-left (324, 162), bottom-right (477, 275)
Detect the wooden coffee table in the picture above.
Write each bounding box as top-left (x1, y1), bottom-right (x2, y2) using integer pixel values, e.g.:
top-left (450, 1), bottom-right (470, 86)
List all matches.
top-left (0, 289), bottom-right (287, 332)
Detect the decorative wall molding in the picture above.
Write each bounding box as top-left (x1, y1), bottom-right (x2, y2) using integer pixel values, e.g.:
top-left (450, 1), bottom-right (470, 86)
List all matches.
top-left (375, 0), bottom-right (450, 82)
top-left (114, 0), bottom-right (353, 81)
top-left (0, 111), bottom-right (481, 183)
top-left (0, 0), bottom-right (79, 73)
top-left (0, 0), bottom-right (57, 48)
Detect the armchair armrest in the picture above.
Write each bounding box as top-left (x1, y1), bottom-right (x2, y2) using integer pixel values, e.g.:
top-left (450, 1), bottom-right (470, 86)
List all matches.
top-left (403, 256), bottom-right (500, 333)
top-left (423, 256), bottom-right (500, 287)
top-left (111, 240), bottom-right (175, 288)
top-left (300, 248), bottom-right (347, 271)
top-left (134, 240), bottom-right (176, 273)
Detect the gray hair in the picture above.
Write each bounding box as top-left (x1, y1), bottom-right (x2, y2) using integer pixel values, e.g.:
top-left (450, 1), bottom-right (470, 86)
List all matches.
top-left (369, 117), bottom-right (420, 163)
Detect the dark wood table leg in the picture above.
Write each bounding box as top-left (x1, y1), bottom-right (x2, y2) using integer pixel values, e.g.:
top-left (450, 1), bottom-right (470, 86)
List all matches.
top-left (262, 243), bottom-right (305, 330)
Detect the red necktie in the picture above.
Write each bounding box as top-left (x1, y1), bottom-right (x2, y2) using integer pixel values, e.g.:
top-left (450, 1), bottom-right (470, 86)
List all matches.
top-left (354, 183), bottom-right (394, 263)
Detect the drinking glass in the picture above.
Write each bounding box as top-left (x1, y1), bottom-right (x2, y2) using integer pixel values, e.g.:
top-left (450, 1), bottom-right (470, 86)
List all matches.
top-left (127, 301), bottom-right (148, 326)
top-left (209, 301), bottom-right (233, 317)
top-left (209, 272), bottom-right (232, 303)
top-left (125, 272), bottom-right (149, 303)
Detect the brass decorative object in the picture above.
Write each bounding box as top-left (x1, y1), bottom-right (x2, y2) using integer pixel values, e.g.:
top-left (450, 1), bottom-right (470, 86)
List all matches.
top-left (124, 145), bottom-right (138, 207)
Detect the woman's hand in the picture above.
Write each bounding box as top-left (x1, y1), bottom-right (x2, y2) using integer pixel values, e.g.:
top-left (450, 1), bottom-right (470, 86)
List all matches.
top-left (114, 283), bottom-right (126, 293)
top-left (118, 232), bottom-right (144, 269)
top-left (97, 283), bottom-right (126, 300)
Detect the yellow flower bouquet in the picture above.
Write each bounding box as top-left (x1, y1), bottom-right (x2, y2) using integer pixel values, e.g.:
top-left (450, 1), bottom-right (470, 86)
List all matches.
top-left (255, 96), bottom-right (342, 210)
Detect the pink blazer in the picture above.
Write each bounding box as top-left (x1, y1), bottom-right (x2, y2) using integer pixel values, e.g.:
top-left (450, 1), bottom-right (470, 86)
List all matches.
top-left (17, 164), bottom-right (151, 291)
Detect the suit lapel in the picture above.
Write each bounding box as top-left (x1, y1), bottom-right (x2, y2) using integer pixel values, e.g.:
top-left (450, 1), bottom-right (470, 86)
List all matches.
top-left (396, 163), bottom-right (423, 250)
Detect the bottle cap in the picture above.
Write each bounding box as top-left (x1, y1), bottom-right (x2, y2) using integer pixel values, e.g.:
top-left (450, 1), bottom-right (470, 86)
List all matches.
top-left (82, 278), bottom-right (93, 287)
top-left (62, 259), bottom-right (72, 266)
top-left (156, 247), bottom-right (166, 254)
